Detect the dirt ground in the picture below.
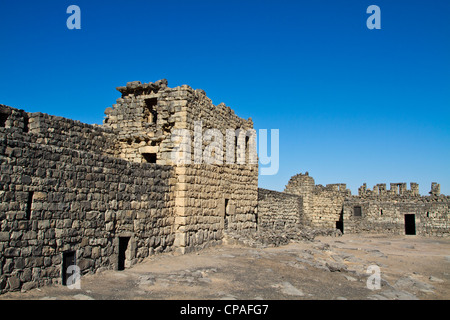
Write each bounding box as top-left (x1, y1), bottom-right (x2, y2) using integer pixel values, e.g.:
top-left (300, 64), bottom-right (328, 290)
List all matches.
top-left (1, 234), bottom-right (449, 300)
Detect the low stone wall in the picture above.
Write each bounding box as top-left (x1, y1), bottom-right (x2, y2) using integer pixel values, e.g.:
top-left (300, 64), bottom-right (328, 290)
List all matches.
top-left (257, 188), bottom-right (303, 232)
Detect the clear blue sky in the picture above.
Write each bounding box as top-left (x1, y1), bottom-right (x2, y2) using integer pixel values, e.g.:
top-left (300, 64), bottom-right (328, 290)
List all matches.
top-left (1, 0), bottom-right (449, 195)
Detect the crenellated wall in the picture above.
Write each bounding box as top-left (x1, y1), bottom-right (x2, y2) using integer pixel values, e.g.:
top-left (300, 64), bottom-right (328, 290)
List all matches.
top-left (344, 182), bottom-right (449, 236)
top-left (282, 172), bottom-right (449, 237)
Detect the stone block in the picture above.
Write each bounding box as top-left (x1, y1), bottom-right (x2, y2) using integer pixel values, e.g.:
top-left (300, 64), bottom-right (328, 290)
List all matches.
top-left (139, 146), bottom-right (159, 154)
top-left (33, 192), bottom-right (47, 201)
top-left (0, 232), bottom-right (9, 242)
top-left (21, 281), bottom-right (37, 292)
top-left (7, 276), bottom-right (21, 291)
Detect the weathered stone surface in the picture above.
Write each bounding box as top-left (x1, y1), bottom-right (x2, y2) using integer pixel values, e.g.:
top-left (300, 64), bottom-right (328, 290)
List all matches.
top-left (21, 281), bottom-right (37, 292)
top-left (277, 281), bottom-right (304, 296)
top-left (0, 232), bottom-right (9, 241)
top-left (7, 276), bottom-right (21, 291)
top-left (326, 261), bottom-right (347, 272)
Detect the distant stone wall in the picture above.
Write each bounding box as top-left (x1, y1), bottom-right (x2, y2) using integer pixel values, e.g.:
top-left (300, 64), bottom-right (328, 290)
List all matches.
top-left (284, 173), bottom-right (314, 227)
top-left (307, 193), bottom-right (344, 229)
top-left (257, 188), bottom-right (303, 232)
top-left (283, 173), bottom-right (450, 236)
top-left (343, 183), bottom-right (450, 236)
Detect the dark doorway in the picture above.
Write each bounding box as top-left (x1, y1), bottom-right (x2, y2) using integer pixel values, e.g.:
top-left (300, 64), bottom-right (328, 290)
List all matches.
top-left (118, 237), bottom-right (130, 271)
top-left (404, 214), bottom-right (416, 235)
top-left (62, 251), bottom-right (76, 286)
top-left (224, 199), bottom-right (230, 230)
top-left (336, 210), bottom-right (344, 233)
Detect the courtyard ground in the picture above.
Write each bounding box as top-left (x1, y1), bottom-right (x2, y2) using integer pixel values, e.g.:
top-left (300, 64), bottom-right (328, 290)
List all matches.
top-left (1, 234), bottom-right (449, 300)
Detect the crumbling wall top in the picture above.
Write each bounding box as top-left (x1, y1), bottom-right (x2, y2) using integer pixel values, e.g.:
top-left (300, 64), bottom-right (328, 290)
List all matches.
top-left (116, 79), bottom-right (168, 97)
top-left (430, 182), bottom-right (441, 196)
top-left (284, 172), bottom-right (315, 194)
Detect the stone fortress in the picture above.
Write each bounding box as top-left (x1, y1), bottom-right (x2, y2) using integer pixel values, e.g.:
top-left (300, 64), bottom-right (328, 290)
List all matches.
top-left (0, 79), bottom-right (449, 294)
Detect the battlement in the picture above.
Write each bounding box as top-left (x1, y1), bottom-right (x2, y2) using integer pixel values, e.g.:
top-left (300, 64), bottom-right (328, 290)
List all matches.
top-left (431, 182), bottom-right (441, 196)
top-left (358, 182), bottom-right (426, 196)
top-left (318, 183), bottom-right (349, 193)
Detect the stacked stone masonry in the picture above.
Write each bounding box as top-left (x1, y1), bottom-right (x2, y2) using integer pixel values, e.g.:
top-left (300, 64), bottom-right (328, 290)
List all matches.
top-left (1, 79), bottom-right (449, 295)
top-left (284, 172), bottom-right (350, 229)
top-left (0, 79), bottom-right (258, 293)
top-left (0, 104), bottom-right (177, 293)
top-left (280, 172), bottom-right (449, 237)
top-left (257, 188), bottom-right (303, 232)
top-left (344, 182), bottom-right (450, 236)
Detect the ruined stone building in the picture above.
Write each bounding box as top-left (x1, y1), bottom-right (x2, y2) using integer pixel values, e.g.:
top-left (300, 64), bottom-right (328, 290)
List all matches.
top-left (0, 79), bottom-right (258, 293)
top-left (258, 172), bottom-right (450, 238)
top-left (0, 79), bottom-right (449, 294)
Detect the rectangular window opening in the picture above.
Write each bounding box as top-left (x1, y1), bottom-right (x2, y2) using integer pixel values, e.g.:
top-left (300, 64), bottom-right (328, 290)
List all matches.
top-left (235, 136), bottom-right (238, 163)
top-left (143, 153), bottom-right (157, 163)
top-left (23, 115), bottom-right (29, 133)
top-left (353, 206), bottom-right (362, 217)
top-left (26, 191), bottom-right (34, 220)
top-left (144, 98), bottom-right (158, 124)
top-left (224, 199), bottom-right (230, 230)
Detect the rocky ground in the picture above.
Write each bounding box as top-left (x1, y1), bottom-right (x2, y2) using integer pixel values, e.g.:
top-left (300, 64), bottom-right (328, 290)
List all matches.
top-left (0, 233), bottom-right (449, 300)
